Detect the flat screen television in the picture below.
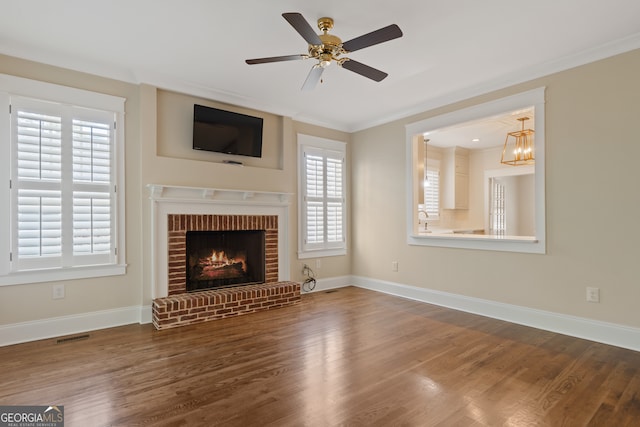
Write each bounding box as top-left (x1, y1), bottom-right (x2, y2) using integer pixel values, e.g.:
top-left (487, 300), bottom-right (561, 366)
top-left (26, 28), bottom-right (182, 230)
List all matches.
top-left (193, 104), bottom-right (263, 158)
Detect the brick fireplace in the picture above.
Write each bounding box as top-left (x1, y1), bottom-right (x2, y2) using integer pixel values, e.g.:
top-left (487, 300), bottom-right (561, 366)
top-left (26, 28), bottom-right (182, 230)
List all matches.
top-left (148, 186), bottom-right (299, 329)
top-left (166, 214), bottom-right (278, 295)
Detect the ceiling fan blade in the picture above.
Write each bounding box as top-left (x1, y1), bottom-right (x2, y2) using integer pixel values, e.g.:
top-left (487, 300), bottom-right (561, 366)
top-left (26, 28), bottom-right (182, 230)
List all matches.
top-left (341, 59), bottom-right (388, 82)
top-left (246, 54), bottom-right (307, 65)
top-left (342, 24), bottom-right (403, 53)
top-left (282, 13), bottom-right (322, 45)
top-left (302, 66), bottom-right (324, 91)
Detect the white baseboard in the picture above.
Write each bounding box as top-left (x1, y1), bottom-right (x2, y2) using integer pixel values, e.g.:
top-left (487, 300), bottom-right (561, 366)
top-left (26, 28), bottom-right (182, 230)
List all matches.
top-left (0, 275), bottom-right (350, 347)
top-left (4, 277), bottom-right (638, 353)
top-left (140, 305), bottom-right (153, 324)
top-left (351, 275), bottom-right (640, 352)
top-left (300, 275), bottom-right (351, 294)
top-left (0, 305), bottom-right (152, 347)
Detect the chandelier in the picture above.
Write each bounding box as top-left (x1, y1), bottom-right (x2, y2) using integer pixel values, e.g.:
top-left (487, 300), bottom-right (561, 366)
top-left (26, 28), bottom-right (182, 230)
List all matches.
top-left (501, 117), bottom-right (535, 166)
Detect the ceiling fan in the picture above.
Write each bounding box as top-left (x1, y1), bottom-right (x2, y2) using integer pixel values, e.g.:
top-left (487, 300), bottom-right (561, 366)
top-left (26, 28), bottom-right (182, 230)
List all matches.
top-left (245, 12), bottom-right (403, 90)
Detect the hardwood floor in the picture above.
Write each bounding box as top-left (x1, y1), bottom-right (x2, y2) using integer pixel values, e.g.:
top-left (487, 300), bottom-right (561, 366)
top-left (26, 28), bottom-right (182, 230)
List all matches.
top-left (1, 286), bottom-right (639, 426)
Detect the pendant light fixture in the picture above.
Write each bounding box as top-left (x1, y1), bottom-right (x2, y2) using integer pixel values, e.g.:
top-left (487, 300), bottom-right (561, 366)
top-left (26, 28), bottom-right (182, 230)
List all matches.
top-left (501, 117), bottom-right (535, 166)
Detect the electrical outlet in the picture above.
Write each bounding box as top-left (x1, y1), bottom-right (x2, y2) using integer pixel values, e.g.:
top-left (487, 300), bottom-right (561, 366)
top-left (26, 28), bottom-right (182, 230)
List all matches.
top-left (315, 259), bottom-right (321, 269)
top-left (586, 287), bottom-right (600, 303)
top-left (52, 284), bottom-right (65, 300)
top-left (392, 261), bottom-right (399, 272)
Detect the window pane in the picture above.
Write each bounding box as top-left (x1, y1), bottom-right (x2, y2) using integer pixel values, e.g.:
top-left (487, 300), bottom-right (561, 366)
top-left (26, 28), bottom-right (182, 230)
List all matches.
top-left (327, 202), bottom-right (343, 242)
top-left (12, 101), bottom-right (117, 269)
top-left (306, 201), bottom-right (324, 244)
top-left (73, 119), bottom-right (111, 183)
top-left (16, 111), bottom-right (62, 181)
top-left (73, 191), bottom-right (111, 254)
top-left (326, 157), bottom-right (343, 198)
top-left (299, 137), bottom-right (346, 255)
top-left (17, 189), bottom-right (62, 257)
top-left (305, 154), bottom-right (323, 197)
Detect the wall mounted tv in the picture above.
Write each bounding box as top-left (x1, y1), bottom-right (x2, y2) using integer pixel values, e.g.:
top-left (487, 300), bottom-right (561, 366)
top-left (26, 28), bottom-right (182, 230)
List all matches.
top-left (193, 104), bottom-right (263, 158)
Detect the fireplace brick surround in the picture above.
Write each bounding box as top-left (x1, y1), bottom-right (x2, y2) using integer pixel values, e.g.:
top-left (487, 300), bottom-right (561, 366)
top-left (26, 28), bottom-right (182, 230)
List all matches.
top-left (152, 281), bottom-right (300, 330)
top-left (167, 214), bottom-right (278, 296)
top-left (152, 213), bottom-right (300, 329)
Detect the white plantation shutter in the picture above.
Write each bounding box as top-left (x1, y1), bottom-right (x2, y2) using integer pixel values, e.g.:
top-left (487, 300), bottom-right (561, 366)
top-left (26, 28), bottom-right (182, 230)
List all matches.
top-left (15, 110), bottom-right (63, 261)
top-left (10, 97), bottom-right (117, 270)
top-left (424, 166), bottom-right (440, 219)
top-left (16, 111), bottom-right (62, 181)
top-left (72, 120), bottom-right (112, 255)
top-left (305, 153), bottom-right (324, 245)
top-left (73, 119), bottom-right (111, 182)
top-left (299, 136), bottom-right (346, 256)
top-left (325, 156), bottom-right (343, 243)
top-left (17, 189), bottom-right (62, 257)
top-left (73, 191), bottom-right (111, 254)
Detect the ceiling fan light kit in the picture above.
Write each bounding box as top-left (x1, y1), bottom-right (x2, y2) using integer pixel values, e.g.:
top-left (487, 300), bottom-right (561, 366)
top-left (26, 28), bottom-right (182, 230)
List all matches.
top-left (245, 12), bottom-right (403, 90)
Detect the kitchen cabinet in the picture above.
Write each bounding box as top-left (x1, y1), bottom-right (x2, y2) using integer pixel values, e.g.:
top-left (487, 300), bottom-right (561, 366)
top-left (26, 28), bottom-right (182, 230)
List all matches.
top-left (442, 147), bottom-right (469, 209)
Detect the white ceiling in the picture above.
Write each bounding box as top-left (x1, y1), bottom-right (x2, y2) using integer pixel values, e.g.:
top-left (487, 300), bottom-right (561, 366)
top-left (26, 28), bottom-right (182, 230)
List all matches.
top-left (1, 1), bottom-right (639, 132)
top-left (426, 108), bottom-right (535, 150)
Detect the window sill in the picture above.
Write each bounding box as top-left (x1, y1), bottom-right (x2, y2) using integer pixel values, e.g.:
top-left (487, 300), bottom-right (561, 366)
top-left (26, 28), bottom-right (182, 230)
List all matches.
top-left (408, 233), bottom-right (544, 254)
top-left (0, 264), bottom-right (127, 286)
top-left (298, 248), bottom-right (347, 259)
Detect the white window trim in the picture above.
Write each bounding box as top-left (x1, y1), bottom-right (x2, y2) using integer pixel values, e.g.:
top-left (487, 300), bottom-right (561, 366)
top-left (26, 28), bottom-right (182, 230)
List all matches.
top-left (0, 74), bottom-right (126, 285)
top-left (405, 87), bottom-right (546, 254)
top-left (297, 134), bottom-right (347, 259)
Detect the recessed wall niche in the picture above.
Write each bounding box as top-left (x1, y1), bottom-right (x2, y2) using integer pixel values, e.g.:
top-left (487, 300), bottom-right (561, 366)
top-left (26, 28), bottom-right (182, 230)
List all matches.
top-left (156, 89), bottom-right (284, 170)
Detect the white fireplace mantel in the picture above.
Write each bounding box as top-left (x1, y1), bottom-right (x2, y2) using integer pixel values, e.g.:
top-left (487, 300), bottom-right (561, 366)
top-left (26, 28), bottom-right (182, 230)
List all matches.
top-left (148, 184), bottom-right (293, 205)
top-left (148, 185), bottom-right (293, 299)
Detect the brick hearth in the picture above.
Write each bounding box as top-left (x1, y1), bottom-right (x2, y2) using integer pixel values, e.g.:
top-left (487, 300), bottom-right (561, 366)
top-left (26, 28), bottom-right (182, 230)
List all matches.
top-left (152, 213), bottom-right (299, 329)
top-left (152, 281), bottom-right (300, 330)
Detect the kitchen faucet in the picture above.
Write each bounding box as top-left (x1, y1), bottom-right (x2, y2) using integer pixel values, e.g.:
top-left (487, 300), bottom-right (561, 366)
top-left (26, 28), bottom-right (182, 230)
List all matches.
top-left (418, 209), bottom-right (429, 231)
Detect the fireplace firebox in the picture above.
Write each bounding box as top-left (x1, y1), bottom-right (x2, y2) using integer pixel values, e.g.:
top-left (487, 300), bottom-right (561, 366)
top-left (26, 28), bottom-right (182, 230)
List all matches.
top-left (185, 230), bottom-right (266, 292)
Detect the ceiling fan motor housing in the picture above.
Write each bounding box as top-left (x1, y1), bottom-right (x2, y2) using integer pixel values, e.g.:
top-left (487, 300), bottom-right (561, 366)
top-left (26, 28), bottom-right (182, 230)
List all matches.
top-left (308, 17), bottom-right (345, 66)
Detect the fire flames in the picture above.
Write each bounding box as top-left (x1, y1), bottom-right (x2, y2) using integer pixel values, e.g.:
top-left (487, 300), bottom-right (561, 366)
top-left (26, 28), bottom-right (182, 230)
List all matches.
top-left (197, 250), bottom-right (247, 279)
top-left (205, 250), bottom-right (244, 269)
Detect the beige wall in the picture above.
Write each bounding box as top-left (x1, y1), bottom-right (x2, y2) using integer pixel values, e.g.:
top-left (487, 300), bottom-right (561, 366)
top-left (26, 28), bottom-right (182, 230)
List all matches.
top-left (139, 85), bottom-right (352, 305)
top-left (0, 55), bottom-right (351, 327)
top-left (1, 48), bottom-right (638, 334)
top-left (0, 55), bottom-right (143, 324)
top-left (351, 48), bottom-right (640, 328)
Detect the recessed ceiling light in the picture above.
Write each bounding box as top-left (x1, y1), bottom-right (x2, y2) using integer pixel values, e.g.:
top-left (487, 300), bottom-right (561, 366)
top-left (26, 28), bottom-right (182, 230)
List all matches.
top-left (472, 138), bottom-right (480, 142)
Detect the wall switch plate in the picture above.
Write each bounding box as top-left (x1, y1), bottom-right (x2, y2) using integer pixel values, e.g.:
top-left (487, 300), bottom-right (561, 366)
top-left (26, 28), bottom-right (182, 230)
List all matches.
top-left (53, 284), bottom-right (65, 300)
top-left (586, 287), bottom-right (600, 303)
top-left (315, 259), bottom-right (321, 269)
top-left (392, 261), bottom-right (399, 272)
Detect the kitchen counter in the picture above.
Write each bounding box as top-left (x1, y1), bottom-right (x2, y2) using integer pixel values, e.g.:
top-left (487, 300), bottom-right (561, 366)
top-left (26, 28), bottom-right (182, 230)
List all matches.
top-left (416, 229), bottom-right (537, 242)
top-left (420, 227), bottom-right (484, 235)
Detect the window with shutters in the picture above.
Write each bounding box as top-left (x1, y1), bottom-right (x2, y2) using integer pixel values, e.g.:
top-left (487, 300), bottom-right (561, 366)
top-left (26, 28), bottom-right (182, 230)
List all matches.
top-left (297, 134), bottom-right (346, 258)
top-left (424, 162), bottom-right (440, 220)
top-left (0, 74), bottom-right (126, 285)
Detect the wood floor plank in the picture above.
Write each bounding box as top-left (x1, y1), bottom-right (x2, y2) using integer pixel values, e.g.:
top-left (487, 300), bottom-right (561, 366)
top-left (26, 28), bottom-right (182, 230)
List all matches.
top-left (1, 286), bottom-right (639, 426)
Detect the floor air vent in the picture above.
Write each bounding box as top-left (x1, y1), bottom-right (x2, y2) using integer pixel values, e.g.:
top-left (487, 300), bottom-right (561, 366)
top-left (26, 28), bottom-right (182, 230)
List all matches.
top-left (56, 334), bottom-right (90, 344)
